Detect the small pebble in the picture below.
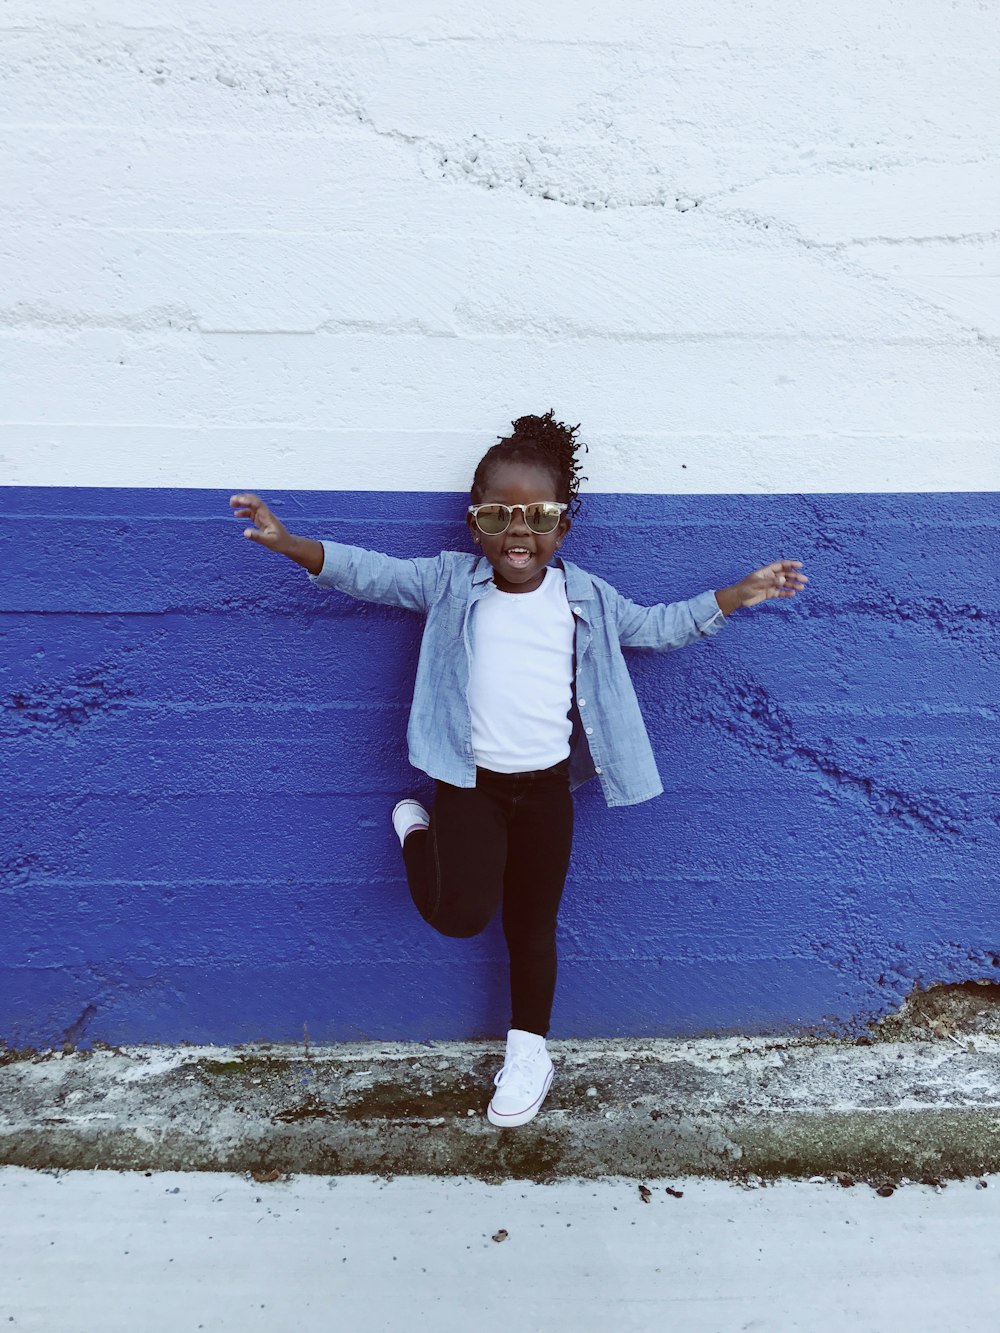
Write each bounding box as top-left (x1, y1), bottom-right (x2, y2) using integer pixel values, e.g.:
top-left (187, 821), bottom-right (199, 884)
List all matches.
top-left (585, 1087), bottom-right (597, 1097)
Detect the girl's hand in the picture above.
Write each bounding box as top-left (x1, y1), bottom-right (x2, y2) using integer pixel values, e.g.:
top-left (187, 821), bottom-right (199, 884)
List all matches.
top-left (229, 492), bottom-right (291, 553)
top-left (735, 560), bottom-right (808, 608)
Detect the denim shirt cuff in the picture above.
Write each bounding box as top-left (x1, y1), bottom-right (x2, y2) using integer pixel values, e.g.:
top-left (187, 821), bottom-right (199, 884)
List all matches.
top-left (306, 540), bottom-right (338, 587)
top-left (692, 588), bottom-right (728, 633)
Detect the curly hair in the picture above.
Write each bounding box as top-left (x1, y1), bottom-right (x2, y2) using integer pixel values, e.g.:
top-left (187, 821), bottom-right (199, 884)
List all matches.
top-left (470, 409), bottom-right (589, 516)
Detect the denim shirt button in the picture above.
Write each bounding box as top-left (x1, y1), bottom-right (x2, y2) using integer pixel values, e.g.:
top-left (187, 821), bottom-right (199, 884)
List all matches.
top-left (585, 727), bottom-right (594, 735)
top-left (572, 606), bottom-right (582, 615)
top-left (595, 766), bottom-right (602, 774)
top-left (579, 699), bottom-right (586, 707)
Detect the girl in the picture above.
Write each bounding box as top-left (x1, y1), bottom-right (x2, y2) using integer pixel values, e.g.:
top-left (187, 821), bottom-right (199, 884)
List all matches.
top-left (230, 411), bottom-right (807, 1128)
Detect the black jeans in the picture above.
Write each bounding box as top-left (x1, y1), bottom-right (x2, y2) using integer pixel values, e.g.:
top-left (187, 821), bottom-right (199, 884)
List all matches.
top-left (401, 759), bottom-right (574, 1038)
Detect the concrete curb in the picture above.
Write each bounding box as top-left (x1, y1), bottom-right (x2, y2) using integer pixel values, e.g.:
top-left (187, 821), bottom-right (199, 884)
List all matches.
top-left (3, 1035), bottom-right (1000, 1182)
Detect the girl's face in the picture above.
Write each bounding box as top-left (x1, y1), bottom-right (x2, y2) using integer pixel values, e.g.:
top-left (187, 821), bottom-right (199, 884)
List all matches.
top-left (467, 460), bottom-right (572, 594)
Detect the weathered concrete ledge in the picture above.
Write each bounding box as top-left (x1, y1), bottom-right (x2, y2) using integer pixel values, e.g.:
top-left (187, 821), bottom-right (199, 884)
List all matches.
top-left (3, 1033), bottom-right (1000, 1183)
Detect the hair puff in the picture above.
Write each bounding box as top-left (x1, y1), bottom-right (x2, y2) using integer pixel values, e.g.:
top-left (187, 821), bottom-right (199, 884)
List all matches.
top-left (470, 409), bottom-right (588, 515)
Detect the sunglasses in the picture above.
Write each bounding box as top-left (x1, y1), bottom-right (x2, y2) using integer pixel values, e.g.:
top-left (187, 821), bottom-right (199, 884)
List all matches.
top-left (468, 501), bottom-right (568, 536)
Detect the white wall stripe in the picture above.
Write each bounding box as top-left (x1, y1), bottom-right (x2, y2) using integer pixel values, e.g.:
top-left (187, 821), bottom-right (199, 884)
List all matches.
top-left (2, 226), bottom-right (967, 341)
top-left (2, 0), bottom-right (998, 48)
top-left (4, 3), bottom-right (998, 499)
top-left (3, 426), bottom-right (997, 493)
top-left (2, 333), bottom-right (995, 435)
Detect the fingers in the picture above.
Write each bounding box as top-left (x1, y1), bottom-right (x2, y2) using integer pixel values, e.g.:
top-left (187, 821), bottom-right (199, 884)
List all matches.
top-left (230, 492), bottom-right (267, 517)
top-left (769, 565), bottom-right (808, 589)
top-left (761, 562), bottom-right (808, 600)
top-left (230, 492), bottom-right (271, 530)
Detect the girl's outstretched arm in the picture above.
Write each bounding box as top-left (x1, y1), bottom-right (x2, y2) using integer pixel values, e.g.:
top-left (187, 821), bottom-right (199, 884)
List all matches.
top-left (607, 559), bottom-right (808, 650)
top-left (229, 492), bottom-right (442, 613)
top-left (715, 560), bottom-right (808, 615)
top-left (231, 492), bottom-right (322, 572)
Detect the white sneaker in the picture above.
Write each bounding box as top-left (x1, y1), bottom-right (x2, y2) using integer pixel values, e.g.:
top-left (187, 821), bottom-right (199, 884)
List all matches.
top-left (391, 798), bottom-right (429, 846)
top-left (487, 1028), bottom-right (554, 1128)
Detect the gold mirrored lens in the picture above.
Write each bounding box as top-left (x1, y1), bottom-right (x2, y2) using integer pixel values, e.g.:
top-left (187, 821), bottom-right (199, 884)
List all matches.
top-left (475, 505), bottom-right (509, 534)
top-left (525, 504), bottom-right (561, 533)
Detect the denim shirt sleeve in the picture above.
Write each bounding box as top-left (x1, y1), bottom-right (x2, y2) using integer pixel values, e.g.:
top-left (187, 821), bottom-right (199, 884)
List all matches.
top-left (306, 539), bottom-right (443, 613)
top-left (610, 585), bottom-right (727, 650)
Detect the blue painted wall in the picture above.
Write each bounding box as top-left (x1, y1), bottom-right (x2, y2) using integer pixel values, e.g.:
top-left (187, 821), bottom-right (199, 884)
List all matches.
top-left (2, 487), bottom-right (997, 1048)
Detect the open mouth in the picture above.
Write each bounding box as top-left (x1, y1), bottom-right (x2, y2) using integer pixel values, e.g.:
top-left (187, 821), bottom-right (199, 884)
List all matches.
top-left (504, 547), bottom-right (533, 569)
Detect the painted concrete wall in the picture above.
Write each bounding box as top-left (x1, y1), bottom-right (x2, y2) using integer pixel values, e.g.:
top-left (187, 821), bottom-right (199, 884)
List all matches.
top-left (2, 2), bottom-right (998, 1048)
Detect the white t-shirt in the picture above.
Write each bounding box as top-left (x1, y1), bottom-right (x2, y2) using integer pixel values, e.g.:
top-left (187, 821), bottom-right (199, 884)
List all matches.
top-left (467, 566), bottom-right (576, 773)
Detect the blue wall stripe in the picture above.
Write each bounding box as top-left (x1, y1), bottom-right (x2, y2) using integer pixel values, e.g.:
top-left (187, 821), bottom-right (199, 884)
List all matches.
top-left (1, 487), bottom-right (997, 1047)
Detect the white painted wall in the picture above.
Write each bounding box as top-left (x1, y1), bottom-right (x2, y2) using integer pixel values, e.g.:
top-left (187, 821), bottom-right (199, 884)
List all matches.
top-left (2, 1), bottom-right (998, 492)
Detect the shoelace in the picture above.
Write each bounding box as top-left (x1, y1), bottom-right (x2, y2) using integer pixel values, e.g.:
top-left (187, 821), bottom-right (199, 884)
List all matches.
top-left (494, 1051), bottom-right (545, 1096)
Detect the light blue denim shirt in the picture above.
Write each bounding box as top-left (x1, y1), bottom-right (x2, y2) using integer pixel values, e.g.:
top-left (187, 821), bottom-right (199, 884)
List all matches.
top-left (307, 541), bottom-right (727, 807)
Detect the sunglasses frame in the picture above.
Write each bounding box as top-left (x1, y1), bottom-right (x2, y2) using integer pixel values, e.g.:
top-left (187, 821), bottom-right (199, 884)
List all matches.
top-left (467, 501), bottom-right (569, 536)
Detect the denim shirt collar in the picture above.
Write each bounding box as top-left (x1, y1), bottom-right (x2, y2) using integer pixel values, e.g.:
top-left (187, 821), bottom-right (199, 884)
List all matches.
top-left (470, 554), bottom-right (595, 609)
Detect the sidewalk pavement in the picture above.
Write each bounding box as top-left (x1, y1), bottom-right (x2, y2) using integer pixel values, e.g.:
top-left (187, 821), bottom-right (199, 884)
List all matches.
top-left (3, 1025), bottom-right (1000, 1182)
top-left (4, 1167), bottom-right (1000, 1332)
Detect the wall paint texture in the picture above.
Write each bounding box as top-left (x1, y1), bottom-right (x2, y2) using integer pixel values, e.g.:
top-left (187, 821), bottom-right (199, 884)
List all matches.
top-left (1, 1), bottom-right (998, 1047)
